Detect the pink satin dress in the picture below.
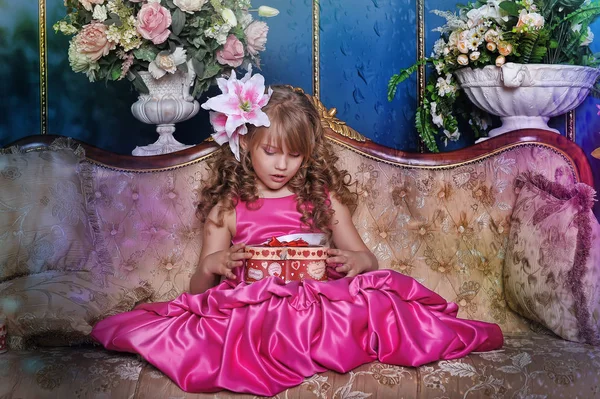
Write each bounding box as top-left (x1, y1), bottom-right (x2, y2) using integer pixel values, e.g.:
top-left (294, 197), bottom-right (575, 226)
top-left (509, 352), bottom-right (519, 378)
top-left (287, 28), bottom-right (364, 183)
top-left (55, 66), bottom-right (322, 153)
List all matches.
top-left (91, 195), bottom-right (503, 396)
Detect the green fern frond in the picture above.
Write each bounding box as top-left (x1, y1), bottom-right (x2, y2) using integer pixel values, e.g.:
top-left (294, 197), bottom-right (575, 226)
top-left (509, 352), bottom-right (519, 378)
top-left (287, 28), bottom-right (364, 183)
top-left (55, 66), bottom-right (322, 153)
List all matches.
top-left (556, 0), bottom-right (586, 11)
top-left (416, 105), bottom-right (439, 153)
top-left (387, 59), bottom-right (429, 101)
top-left (550, 6), bottom-right (600, 29)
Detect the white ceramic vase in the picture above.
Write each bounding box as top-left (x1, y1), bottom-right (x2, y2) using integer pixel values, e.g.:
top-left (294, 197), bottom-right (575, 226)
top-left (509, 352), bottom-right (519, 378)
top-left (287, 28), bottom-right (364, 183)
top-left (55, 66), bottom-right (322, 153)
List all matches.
top-left (131, 70), bottom-right (200, 156)
top-left (454, 63), bottom-right (600, 142)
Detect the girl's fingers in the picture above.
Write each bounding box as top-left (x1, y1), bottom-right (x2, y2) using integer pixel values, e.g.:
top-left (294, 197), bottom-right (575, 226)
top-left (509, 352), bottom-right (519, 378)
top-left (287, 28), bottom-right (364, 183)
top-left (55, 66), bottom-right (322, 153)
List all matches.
top-left (345, 270), bottom-right (358, 278)
top-left (230, 243), bottom-right (246, 253)
top-left (335, 264), bottom-right (350, 273)
top-left (326, 256), bottom-right (347, 265)
top-left (225, 271), bottom-right (236, 279)
top-left (226, 260), bottom-right (244, 269)
top-left (231, 251), bottom-right (253, 261)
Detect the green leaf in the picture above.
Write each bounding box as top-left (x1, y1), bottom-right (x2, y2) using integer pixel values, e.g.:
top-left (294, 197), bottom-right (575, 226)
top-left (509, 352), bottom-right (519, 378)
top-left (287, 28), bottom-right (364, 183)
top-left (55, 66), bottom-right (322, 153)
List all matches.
top-left (110, 66), bottom-right (122, 81)
top-left (133, 45), bottom-right (158, 62)
top-left (499, 1), bottom-right (523, 17)
top-left (177, 62), bottom-right (189, 74)
top-left (172, 8), bottom-right (186, 36)
top-left (202, 62), bottom-right (221, 79)
top-left (191, 58), bottom-right (205, 77)
top-left (168, 32), bottom-right (184, 45)
top-left (190, 34), bottom-right (207, 49)
top-left (129, 69), bottom-right (149, 95)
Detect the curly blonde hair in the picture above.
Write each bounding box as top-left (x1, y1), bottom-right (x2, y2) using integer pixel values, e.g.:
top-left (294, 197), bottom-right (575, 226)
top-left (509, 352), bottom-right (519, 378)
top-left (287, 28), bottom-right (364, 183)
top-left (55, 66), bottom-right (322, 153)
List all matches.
top-left (197, 85), bottom-right (355, 238)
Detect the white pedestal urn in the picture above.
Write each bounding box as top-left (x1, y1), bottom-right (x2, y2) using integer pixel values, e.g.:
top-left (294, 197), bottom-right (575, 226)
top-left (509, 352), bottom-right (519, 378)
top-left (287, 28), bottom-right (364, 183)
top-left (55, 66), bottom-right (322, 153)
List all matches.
top-left (131, 70), bottom-right (200, 156)
top-left (454, 63), bottom-right (600, 142)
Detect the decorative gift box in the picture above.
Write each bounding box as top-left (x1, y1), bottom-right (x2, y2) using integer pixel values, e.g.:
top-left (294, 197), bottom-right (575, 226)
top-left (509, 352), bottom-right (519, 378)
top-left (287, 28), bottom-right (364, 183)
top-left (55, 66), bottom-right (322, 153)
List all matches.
top-left (245, 237), bottom-right (328, 283)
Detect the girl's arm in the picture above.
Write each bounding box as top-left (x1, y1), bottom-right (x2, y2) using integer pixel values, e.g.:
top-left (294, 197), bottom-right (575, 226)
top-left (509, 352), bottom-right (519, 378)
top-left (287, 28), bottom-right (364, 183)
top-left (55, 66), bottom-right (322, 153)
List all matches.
top-left (326, 195), bottom-right (379, 277)
top-left (189, 204), bottom-right (251, 294)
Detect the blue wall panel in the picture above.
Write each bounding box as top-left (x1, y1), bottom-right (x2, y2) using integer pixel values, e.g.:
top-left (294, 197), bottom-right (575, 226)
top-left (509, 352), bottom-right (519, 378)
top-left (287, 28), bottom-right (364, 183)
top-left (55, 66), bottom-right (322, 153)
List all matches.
top-left (0, 1), bottom-right (40, 145)
top-left (320, 0), bottom-right (419, 151)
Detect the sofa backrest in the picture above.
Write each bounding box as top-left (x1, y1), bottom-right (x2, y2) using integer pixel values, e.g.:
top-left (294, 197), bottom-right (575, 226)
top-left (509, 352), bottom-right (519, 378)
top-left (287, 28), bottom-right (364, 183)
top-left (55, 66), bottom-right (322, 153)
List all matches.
top-left (2, 111), bottom-right (594, 334)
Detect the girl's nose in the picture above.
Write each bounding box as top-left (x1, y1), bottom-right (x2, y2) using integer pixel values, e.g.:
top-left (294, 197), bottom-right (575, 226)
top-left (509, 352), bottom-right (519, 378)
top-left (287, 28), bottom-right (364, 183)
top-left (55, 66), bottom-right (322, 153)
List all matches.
top-left (275, 155), bottom-right (287, 170)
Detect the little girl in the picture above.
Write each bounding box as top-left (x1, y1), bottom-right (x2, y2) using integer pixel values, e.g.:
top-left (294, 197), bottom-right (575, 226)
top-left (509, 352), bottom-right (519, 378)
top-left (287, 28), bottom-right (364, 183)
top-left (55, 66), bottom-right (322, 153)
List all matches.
top-left (92, 70), bottom-right (503, 396)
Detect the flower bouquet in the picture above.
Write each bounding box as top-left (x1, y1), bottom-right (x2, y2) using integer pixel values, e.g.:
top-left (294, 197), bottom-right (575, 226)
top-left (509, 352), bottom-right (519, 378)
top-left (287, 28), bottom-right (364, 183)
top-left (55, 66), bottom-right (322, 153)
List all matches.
top-left (54, 0), bottom-right (279, 98)
top-left (388, 0), bottom-right (600, 152)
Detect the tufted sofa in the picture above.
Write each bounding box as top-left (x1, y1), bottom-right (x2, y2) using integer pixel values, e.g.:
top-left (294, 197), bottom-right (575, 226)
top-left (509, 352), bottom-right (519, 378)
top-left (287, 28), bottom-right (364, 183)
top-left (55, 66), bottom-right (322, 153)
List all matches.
top-left (1, 108), bottom-right (600, 398)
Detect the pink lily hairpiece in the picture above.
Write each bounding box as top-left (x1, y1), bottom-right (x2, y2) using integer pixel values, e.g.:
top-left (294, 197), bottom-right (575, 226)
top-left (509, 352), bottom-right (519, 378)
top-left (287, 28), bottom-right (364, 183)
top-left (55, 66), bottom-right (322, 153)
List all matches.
top-left (201, 66), bottom-right (273, 161)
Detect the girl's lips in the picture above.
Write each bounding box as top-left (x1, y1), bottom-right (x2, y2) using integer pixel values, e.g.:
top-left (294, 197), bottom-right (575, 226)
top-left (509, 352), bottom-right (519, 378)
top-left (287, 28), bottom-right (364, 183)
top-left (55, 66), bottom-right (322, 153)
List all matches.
top-left (270, 175), bottom-right (286, 182)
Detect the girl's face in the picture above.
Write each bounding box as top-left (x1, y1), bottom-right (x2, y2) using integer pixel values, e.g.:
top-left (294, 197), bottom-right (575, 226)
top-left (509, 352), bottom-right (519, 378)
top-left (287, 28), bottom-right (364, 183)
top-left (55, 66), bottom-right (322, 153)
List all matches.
top-left (247, 132), bottom-right (304, 197)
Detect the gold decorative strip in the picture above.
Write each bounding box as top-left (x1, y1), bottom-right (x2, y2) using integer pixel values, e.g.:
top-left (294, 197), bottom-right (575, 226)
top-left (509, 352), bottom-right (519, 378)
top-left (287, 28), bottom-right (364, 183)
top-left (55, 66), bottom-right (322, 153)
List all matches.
top-left (566, 110), bottom-right (575, 142)
top-left (39, 0), bottom-right (48, 135)
top-left (312, 0), bottom-right (320, 99)
top-left (416, 0), bottom-right (425, 153)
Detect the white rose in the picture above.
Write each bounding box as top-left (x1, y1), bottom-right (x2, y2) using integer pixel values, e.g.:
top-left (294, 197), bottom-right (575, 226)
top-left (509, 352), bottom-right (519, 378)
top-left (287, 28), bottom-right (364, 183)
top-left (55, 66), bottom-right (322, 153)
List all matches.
top-left (495, 55), bottom-right (506, 67)
top-left (527, 12), bottom-right (544, 28)
top-left (486, 42), bottom-right (497, 52)
top-left (173, 0), bottom-right (207, 14)
top-left (148, 47), bottom-right (187, 79)
top-left (448, 31), bottom-right (459, 47)
top-left (457, 40), bottom-right (470, 54)
top-left (469, 51), bottom-right (480, 61)
top-left (484, 29), bottom-right (499, 43)
top-left (457, 54), bottom-right (469, 66)
top-left (498, 42), bottom-right (513, 56)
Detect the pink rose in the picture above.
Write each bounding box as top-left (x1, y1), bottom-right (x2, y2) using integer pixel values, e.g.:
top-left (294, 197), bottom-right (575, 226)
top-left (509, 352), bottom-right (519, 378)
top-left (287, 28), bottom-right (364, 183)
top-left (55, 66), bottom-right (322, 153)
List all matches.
top-left (216, 34), bottom-right (245, 67)
top-left (78, 0), bottom-right (104, 12)
top-left (136, 2), bottom-right (172, 45)
top-left (75, 22), bottom-right (115, 61)
top-left (244, 21), bottom-right (268, 56)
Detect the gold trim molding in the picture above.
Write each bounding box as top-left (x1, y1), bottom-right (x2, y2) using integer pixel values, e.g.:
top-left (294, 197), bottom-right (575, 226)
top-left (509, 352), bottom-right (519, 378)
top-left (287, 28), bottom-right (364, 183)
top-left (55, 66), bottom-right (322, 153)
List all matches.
top-left (566, 110), bottom-right (575, 142)
top-left (416, 0), bottom-right (425, 153)
top-left (39, 0), bottom-right (48, 135)
top-left (312, 0), bottom-right (320, 99)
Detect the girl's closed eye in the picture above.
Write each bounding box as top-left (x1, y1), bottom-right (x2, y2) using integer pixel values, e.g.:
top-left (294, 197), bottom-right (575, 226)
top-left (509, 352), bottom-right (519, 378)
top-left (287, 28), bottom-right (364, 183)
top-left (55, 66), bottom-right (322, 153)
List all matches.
top-left (262, 145), bottom-right (277, 155)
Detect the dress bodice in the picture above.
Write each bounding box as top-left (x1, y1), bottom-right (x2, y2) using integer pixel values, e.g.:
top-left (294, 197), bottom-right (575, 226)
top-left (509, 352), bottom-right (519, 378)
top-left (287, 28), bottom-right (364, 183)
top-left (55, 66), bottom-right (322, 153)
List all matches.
top-left (231, 195), bottom-right (314, 246)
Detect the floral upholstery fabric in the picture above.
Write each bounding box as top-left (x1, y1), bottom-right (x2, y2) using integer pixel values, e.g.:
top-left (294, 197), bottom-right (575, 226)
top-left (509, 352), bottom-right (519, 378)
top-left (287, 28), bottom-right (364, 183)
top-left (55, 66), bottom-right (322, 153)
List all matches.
top-left (0, 271), bottom-right (153, 349)
top-left (333, 141), bottom-right (579, 332)
top-left (85, 160), bottom-right (211, 302)
top-left (0, 142), bottom-right (109, 283)
top-left (504, 173), bottom-right (600, 345)
top-left (1, 332), bottom-right (598, 398)
top-left (83, 141), bottom-right (583, 334)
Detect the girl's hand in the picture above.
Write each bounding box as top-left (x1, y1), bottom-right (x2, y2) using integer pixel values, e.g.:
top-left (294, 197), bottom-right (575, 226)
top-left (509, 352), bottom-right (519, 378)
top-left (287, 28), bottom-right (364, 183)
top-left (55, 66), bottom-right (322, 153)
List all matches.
top-left (203, 243), bottom-right (252, 280)
top-left (326, 248), bottom-right (378, 278)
